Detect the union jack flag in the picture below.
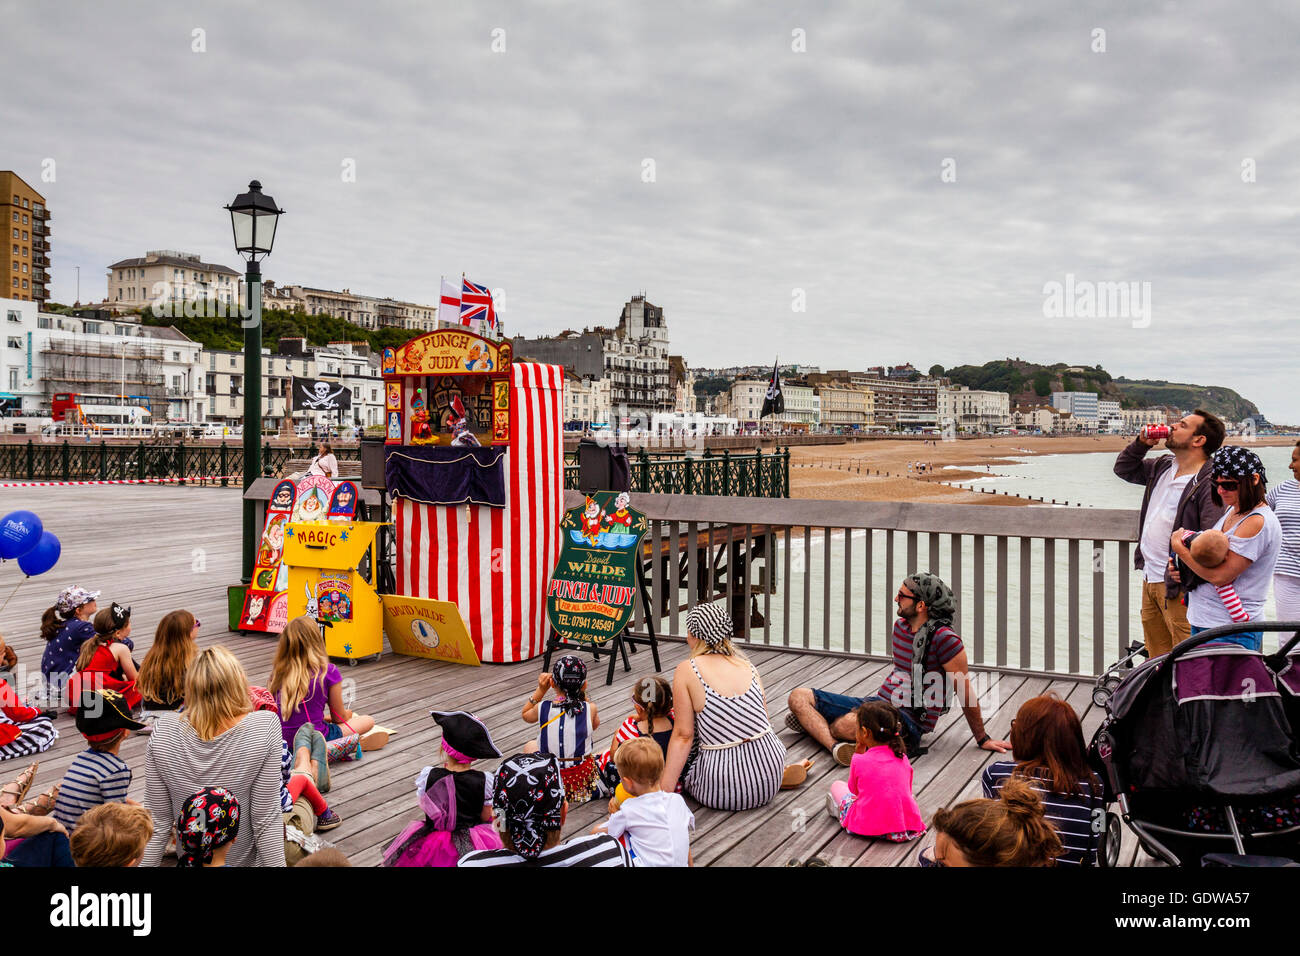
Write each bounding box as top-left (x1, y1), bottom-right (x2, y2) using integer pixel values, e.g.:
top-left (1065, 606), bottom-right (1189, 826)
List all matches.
top-left (460, 278), bottom-right (496, 328)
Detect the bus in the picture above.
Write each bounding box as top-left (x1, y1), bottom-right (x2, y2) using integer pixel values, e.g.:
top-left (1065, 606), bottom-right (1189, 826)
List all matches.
top-left (46, 393), bottom-right (155, 439)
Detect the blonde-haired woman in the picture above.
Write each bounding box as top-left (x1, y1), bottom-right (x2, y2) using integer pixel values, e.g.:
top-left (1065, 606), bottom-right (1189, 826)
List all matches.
top-left (137, 610), bottom-right (200, 713)
top-left (661, 602), bottom-right (812, 810)
top-left (140, 646), bottom-right (285, 867)
top-left (269, 616), bottom-right (388, 758)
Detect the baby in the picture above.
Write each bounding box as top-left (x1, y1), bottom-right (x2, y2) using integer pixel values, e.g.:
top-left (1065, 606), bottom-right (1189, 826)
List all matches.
top-left (1181, 530), bottom-right (1250, 625)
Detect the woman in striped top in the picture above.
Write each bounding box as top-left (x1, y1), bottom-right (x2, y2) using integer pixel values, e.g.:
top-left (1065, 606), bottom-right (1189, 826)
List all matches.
top-left (141, 646), bottom-right (286, 867)
top-left (1265, 441), bottom-right (1300, 624)
top-left (980, 694), bottom-right (1101, 866)
top-left (661, 602), bottom-right (810, 811)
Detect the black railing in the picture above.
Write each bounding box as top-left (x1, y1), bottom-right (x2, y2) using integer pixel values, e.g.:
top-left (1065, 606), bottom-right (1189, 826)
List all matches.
top-left (0, 441), bottom-right (361, 485)
top-left (563, 448), bottom-right (790, 498)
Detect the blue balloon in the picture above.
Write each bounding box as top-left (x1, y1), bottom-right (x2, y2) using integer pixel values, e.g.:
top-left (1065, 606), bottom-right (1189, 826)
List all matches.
top-left (18, 531), bottom-right (60, 576)
top-left (0, 510), bottom-right (43, 560)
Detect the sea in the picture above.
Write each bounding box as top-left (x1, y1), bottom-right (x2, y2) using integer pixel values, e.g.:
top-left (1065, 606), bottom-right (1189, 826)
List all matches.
top-left (759, 444), bottom-right (1298, 674)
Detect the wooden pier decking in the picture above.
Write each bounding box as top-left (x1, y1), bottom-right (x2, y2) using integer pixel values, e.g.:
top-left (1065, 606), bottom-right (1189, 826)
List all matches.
top-left (0, 484), bottom-right (1158, 866)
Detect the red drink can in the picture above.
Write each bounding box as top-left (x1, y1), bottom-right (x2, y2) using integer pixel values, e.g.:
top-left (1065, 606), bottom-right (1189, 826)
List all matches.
top-left (1142, 424), bottom-right (1170, 441)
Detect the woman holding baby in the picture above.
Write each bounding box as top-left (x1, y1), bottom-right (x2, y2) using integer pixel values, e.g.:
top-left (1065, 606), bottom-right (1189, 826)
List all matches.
top-left (1169, 446), bottom-right (1281, 651)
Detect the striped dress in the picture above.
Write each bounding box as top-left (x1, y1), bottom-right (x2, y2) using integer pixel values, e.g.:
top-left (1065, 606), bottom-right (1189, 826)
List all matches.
top-left (0, 678), bottom-right (58, 762)
top-left (140, 710), bottom-right (287, 867)
top-left (683, 659), bottom-right (787, 811)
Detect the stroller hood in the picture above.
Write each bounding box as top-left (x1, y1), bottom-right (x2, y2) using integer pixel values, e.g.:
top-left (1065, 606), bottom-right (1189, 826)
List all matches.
top-left (1101, 643), bottom-right (1300, 800)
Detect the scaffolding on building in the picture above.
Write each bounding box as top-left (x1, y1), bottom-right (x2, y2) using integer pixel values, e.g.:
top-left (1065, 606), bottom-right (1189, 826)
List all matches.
top-left (40, 339), bottom-right (168, 417)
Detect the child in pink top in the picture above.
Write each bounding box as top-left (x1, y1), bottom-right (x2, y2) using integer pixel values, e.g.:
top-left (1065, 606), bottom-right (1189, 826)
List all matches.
top-left (826, 700), bottom-right (926, 841)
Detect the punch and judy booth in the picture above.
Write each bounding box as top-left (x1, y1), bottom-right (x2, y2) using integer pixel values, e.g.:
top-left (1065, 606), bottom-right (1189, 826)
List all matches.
top-left (381, 328), bottom-right (563, 663)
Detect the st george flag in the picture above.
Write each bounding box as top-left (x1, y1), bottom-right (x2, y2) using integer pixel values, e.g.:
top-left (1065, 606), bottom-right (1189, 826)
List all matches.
top-left (460, 277), bottom-right (497, 329)
top-left (760, 360), bottom-right (785, 419)
top-left (438, 278), bottom-right (462, 326)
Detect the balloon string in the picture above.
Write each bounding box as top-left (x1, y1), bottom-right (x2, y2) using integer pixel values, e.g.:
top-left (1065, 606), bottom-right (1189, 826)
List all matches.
top-left (0, 577), bottom-right (25, 616)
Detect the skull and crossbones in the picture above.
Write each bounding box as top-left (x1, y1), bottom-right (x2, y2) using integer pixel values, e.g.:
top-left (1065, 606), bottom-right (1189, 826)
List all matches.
top-left (300, 381), bottom-right (346, 409)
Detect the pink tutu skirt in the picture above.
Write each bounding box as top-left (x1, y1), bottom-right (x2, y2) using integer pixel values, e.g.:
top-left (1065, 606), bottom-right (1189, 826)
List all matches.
top-left (383, 822), bottom-right (502, 867)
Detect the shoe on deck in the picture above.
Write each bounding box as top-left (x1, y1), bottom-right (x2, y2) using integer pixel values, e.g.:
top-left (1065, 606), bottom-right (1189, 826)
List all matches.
top-left (833, 741), bottom-right (856, 767)
top-left (315, 808), bottom-right (343, 832)
top-left (826, 790), bottom-right (842, 820)
top-left (784, 712), bottom-right (804, 735)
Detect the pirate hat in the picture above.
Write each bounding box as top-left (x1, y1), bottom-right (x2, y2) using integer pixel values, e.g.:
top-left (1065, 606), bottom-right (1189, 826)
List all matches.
top-left (76, 688), bottom-right (147, 742)
top-left (430, 709), bottom-right (501, 761)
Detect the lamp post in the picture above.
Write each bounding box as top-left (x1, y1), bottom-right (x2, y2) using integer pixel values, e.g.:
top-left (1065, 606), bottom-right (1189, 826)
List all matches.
top-left (225, 180), bottom-right (283, 584)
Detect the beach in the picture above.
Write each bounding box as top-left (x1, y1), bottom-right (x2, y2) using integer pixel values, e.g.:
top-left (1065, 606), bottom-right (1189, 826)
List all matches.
top-left (788, 434), bottom-right (1296, 504)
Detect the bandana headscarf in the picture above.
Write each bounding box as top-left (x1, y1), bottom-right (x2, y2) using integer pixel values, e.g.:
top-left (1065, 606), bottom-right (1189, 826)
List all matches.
top-left (1212, 446), bottom-right (1267, 484)
top-left (551, 655), bottom-right (588, 716)
top-left (493, 753), bottom-right (565, 860)
top-left (902, 572), bottom-right (956, 712)
top-left (686, 601), bottom-right (734, 652)
top-left (177, 787), bottom-right (241, 867)
top-left (904, 572), bottom-right (956, 626)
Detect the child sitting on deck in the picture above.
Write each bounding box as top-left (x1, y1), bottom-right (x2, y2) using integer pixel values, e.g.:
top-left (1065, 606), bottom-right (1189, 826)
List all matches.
top-left (67, 604), bottom-right (142, 714)
top-left (383, 710), bottom-right (504, 867)
top-left (920, 776), bottom-right (1062, 867)
top-left (270, 616), bottom-right (391, 761)
top-left (0, 633), bottom-right (58, 764)
top-left (825, 701), bottom-right (926, 841)
top-left (52, 689), bottom-right (146, 831)
top-left (247, 686), bottom-right (341, 846)
top-left (599, 675), bottom-right (676, 809)
top-left (70, 802), bottom-right (153, 867)
top-left (522, 655), bottom-right (601, 804)
top-left (595, 737), bottom-right (693, 866)
top-left (176, 787), bottom-right (240, 868)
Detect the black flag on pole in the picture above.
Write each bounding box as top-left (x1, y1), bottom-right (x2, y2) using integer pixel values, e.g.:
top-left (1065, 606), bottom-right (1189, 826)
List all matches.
top-left (292, 377), bottom-right (353, 412)
top-left (760, 361), bottom-right (785, 419)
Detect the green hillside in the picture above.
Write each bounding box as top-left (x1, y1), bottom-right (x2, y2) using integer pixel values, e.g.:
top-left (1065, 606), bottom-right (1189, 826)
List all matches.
top-left (1111, 378), bottom-right (1259, 423)
top-left (138, 306), bottom-right (416, 353)
top-left (940, 359), bottom-right (1260, 421)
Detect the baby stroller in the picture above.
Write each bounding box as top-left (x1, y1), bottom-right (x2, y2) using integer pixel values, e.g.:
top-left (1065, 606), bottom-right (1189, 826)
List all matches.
top-left (1088, 621), bottom-right (1300, 867)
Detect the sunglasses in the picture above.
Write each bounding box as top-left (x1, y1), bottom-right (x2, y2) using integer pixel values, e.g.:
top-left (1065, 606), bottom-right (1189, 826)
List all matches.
top-left (896, 591), bottom-right (916, 602)
top-left (193, 619), bottom-right (202, 629)
top-left (1214, 479), bottom-right (1239, 490)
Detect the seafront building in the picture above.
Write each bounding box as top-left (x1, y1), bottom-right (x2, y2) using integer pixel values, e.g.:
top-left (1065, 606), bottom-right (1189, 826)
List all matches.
top-left (1051, 391), bottom-right (1100, 424)
top-left (204, 338), bottom-right (384, 431)
top-left (816, 383), bottom-right (876, 430)
top-left (938, 385), bottom-right (1011, 433)
top-left (848, 373), bottom-right (940, 429)
top-left (1, 298), bottom-right (205, 421)
top-left (1120, 407), bottom-right (1167, 432)
top-left (1, 171), bottom-right (50, 306)
top-left (107, 251), bottom-right (241, 311)
top-left (514, 294), bottom-right (674, 421)
top-left (1012, 404), bottom-right (1060, 433)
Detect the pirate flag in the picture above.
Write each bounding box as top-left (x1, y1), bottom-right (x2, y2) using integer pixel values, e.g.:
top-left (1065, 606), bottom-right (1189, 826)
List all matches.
top-left (292, 376), bottom-right (353, 412)
top-left (760, 360), bottom-right (785, 419)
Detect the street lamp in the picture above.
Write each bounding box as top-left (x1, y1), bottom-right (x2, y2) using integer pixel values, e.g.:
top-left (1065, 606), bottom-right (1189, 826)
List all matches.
top-left (225, 180), bottom-right (283, 584)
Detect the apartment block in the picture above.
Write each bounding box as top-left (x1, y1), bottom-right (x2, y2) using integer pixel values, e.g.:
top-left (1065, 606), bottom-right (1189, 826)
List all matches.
top-left (1, 171), bottom-right (50, 305)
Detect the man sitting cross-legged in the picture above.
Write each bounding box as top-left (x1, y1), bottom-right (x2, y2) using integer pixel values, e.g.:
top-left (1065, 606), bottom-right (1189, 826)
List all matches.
top-left (786, 572), bottom-right (1011, 765)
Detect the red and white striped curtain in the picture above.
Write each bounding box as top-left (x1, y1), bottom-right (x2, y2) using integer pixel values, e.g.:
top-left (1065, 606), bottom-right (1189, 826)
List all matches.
top-left (394, 363), bottom-right (564, 662)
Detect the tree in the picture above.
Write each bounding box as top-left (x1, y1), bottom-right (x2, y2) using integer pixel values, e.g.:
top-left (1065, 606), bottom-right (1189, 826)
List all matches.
top-left (1032, 371), bottom-right (1051, 397)
top-left (928, 364), bottom-right (945, 378)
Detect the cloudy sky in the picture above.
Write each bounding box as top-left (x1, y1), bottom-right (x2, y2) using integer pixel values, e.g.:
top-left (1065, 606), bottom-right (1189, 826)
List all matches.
top-left (7, 1), bottom-right (1299, 420)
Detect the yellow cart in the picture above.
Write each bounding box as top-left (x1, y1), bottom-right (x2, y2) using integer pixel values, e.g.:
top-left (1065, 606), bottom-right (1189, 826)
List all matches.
top-left (284, 520), bottom-right (386, 665)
